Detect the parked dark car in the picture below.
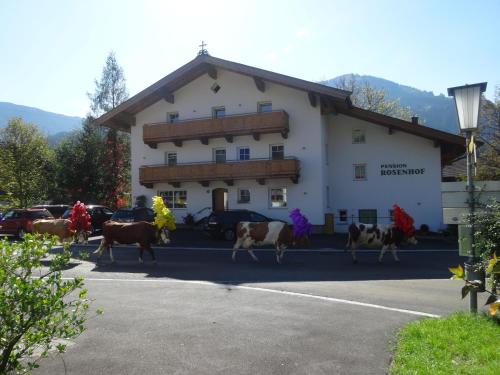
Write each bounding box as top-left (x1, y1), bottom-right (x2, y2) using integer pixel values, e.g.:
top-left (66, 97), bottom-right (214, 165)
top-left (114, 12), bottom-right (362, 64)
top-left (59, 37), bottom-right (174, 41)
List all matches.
top-left (31, 204), bottom-right (70, 219)
top-left (204, 210), bottom-right (276, 241)
top-left (0, 208), bottom-right (54, 239)
top-left (110, 207), bottom-right (155, 223)
top-left (62, 205), bottom-right (114, 234)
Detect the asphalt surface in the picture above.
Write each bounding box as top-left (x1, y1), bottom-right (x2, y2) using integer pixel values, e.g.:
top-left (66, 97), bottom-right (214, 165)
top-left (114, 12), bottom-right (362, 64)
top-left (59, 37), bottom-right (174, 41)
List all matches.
top-left (31, 236), bottom-right (486, 375)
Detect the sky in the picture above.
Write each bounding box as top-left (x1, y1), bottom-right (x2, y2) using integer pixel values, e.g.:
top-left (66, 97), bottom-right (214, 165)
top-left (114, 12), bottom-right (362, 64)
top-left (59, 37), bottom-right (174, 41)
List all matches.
top-left (0, 0), bottom-right (498, 117)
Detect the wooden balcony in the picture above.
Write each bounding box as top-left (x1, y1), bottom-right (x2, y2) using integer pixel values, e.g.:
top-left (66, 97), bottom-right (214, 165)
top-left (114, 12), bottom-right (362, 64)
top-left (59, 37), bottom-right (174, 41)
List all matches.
top-left (139, 158), bottom-right (300, 188)
top-left (143, 110), bottom-right (289, 148)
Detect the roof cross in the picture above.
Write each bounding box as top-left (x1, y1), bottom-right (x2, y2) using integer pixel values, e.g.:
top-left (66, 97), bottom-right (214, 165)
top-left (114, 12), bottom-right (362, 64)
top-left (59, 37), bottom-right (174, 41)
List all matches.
top-left (198, 41), bottom-right (208, 56)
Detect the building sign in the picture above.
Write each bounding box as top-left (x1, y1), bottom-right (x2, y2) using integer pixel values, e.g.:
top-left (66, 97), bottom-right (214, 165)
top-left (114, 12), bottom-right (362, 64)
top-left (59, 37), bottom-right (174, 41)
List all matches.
top-left (380, 163), bottom-right (425, 176)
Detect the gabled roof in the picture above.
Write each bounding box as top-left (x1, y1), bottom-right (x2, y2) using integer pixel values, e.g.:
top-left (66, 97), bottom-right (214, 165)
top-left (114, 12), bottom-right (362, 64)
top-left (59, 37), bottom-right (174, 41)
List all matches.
top-left (94, 53), bottom-right (352, 131)
top-left (93, 53), bottom-right (465, 163)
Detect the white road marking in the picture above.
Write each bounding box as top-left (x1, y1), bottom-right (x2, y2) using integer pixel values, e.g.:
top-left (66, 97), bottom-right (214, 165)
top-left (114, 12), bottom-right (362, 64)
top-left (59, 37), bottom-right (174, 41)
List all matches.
top-left (65, 276), bottom-right (441, 318)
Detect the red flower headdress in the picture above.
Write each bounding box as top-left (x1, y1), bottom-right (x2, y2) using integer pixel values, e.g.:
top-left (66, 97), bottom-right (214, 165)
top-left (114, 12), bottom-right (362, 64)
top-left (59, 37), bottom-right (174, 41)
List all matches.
top-left (392, 204), bottom-right (415, 237)
top-left (69, 201), bottom-right (91, 232)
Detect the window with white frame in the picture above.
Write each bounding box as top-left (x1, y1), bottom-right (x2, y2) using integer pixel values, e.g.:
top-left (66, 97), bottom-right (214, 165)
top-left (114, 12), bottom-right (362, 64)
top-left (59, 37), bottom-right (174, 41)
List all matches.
top-left (238, 147), bottom-right (250, 160)
top-left (270, 187), bottom-right (287, 208)
top-left (258, 102), bottom-right (272, 113)
top-left (158, 190), bottom-right (187, 209)
top-left (213, 148), bottom-right (226, 163)
top-left (238, 188), bottom-right (250, 203)
top-left (353, 164), bottom-right (367, 180)
top-left (167, 112), bottom-right (179, 124)
top-left (338, 209), bottom-right (348, 222)
top-left (165, 152), bottom-right (177, 166)
top-left (352, 129), bottom-right (366, 144)
top-left (270, 144), bottom-right (284, 160)
top-left (212, 106), bottom-right (225, 119)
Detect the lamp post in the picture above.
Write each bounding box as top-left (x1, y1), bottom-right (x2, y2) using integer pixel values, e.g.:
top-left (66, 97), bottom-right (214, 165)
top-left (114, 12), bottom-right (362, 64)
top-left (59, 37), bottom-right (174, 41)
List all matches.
top-left (447, 82), bottom-right (487, 313)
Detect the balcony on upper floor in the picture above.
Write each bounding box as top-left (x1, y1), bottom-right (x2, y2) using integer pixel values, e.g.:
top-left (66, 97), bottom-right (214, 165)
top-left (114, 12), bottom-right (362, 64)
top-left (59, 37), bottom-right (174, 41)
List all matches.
top-left (139, 157), bottom-right (299, 188)
top-left (142, 110), bottom-right (289, 148)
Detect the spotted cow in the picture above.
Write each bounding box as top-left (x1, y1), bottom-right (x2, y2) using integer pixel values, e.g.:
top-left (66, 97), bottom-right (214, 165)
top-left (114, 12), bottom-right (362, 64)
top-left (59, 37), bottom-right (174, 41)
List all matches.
top-left (232, 221), bottom-right (294, 263)
top-left (346, 223), bottom-right (417, 263)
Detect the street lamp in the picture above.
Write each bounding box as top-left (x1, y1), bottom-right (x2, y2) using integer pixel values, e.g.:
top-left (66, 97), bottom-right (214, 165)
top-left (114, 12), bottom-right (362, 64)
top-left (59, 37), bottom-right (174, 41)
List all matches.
top-left (448, 82), bottom-right (487, 313)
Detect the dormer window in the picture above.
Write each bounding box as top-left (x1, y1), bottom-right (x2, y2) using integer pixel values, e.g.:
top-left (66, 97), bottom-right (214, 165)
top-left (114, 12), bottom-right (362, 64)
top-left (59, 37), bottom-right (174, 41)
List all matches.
top-left (167, 112), bottom-right (179, 124)
top-left (212, 107), bottom-right (225, 119)
top-left (258, 102), bottom-right (272, 113)
top-left (352, 129), bottom-right (365, 144)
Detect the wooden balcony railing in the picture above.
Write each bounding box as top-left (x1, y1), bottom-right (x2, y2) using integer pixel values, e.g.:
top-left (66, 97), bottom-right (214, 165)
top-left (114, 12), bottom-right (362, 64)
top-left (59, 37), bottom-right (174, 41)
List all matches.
top-left (143, 110), bottom-right (289, 148)
top-left (139, 157), bottom-right (299, 188)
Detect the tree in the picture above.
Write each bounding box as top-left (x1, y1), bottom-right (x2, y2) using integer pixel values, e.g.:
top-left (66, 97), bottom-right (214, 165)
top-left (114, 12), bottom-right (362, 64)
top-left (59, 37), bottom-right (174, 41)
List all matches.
top-left (333, 75), bottom-right (412, 121)
top-left (88, 52), bottom-right (130, 208)
top-left (476, 85), bottom-right (500, 180)
top-left (0, 235), bottom-right (101, 374)
top-left (0, 118), bottom-right (54, 207)
top-left (53, 117), bottom-right (107, 203)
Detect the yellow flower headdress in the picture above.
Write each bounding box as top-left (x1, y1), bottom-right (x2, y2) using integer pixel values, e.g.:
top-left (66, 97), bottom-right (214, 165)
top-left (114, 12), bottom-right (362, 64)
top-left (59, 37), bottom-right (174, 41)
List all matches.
top-left (152, 196), bottom-right (176, 231)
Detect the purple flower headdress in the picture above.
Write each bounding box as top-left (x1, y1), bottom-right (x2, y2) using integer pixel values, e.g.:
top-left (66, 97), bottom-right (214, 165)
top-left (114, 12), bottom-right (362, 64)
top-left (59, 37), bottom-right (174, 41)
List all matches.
top-left (289, 208), bottom-right (312, 239)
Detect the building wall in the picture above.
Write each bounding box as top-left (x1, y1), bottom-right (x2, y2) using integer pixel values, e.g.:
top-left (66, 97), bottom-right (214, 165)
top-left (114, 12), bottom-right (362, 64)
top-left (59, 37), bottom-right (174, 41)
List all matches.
top-left (327, 114), bottom-right (444, 232)
top-left (131, 69), bottom-right (326, 224)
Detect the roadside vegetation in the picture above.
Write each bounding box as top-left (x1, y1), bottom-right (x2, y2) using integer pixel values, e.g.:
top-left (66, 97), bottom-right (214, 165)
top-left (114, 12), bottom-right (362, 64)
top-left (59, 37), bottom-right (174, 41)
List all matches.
top-left (0, 234), bottom-right (101, 374)
top-left (392, 200), bottom-right (499, 374)
top-left (390, 312), bottom-right (500, 374)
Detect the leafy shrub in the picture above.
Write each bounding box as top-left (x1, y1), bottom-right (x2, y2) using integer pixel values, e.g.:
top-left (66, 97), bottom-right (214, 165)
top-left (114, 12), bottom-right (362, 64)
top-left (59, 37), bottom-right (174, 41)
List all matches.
top-left (450, 199), bottom-right (500, 316)
top-left (0, 234), bottom-right (101, 373)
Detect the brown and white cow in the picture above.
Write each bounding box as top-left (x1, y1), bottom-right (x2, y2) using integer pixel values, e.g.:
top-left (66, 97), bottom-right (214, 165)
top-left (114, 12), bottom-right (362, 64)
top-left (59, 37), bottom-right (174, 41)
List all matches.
top-left (232, 221), bottom-right (294, 263)
top-left (94, 221), bottom-right (170, 263)
top-left (346, 223), bottom-right (417, 263)
top-left (33, 219), bottom-right (87, 243)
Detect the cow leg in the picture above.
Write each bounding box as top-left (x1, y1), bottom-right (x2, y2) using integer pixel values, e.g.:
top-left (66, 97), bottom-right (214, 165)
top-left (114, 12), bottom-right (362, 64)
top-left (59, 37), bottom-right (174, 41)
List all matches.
top-left (146, 245), bottom-right (157, 264)
top-left (109, 246), bottom-right (115, 263)
top-left (232, 240), bottom-right (241, 262)
top-left (390, 244), bottom-right (400, 262)
top-left (345, 234), bottom-right (351, 252)
top-left (276, 246), bottom-right (286, 264)
top-left (247, 249), bottom-right (259, 262)
top-left (378, 245), bottom-right (388, 263)
top-left (138, 247), bottom-right (144, 264)
top-left (94, 239), bottom-right (106, 259)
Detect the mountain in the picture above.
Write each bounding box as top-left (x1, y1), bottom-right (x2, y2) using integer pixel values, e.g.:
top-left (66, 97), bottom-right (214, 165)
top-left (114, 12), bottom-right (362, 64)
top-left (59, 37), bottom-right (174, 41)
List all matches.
top-left (324, 75), bottom-right (459, 134)
top-left (0, 102), bottom-right (82, 136)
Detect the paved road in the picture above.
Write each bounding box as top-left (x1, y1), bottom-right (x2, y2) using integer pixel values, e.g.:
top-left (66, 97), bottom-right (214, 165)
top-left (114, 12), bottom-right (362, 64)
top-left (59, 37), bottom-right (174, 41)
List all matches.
top-left (33, 244), bottom-right (486, 375)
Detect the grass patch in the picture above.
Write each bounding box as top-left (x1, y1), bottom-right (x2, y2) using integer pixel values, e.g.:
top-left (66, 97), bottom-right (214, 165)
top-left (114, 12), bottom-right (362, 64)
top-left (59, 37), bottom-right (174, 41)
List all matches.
top-left (390, 312), bottom-right (500, 375)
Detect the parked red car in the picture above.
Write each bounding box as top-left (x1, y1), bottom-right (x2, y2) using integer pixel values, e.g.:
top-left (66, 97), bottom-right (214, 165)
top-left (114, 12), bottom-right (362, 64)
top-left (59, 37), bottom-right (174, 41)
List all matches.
top-left (0, 208), bottom-right (54, 239)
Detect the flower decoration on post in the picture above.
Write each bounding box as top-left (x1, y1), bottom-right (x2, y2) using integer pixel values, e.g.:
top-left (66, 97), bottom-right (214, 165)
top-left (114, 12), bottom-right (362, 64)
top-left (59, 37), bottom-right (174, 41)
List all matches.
top-left (289, 208), bottom-right (312, 240)
top-left (152, 196), bottom-right (176, 231)
top-left (392, 204), bottom-right (415, 237)
top-left (69, 201), bottom-right (91, 232)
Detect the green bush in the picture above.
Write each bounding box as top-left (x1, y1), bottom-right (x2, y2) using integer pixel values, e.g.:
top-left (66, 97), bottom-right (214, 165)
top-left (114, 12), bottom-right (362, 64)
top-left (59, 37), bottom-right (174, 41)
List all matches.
top-left (0, 234), bottom-right (101, 374)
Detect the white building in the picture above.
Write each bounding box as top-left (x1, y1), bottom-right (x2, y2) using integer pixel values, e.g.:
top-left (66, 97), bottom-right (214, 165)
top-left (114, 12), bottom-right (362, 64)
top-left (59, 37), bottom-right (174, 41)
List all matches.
top-left (96, 53), bottom-right (464, 233)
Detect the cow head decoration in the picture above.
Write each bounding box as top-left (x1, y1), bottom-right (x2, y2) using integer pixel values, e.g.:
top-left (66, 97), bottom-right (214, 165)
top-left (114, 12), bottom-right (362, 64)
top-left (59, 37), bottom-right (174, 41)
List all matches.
top-left (392, 204), bottom-right (417, 245)
top-left (152, 195), bottom-right (176, 246)
top-left (289, 208), bottom-right (312, 247)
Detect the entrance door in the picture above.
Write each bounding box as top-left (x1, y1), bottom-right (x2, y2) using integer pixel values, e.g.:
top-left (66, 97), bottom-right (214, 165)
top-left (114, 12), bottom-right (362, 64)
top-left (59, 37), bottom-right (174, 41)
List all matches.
top-left (212, 188), bottom-right (228, 211)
